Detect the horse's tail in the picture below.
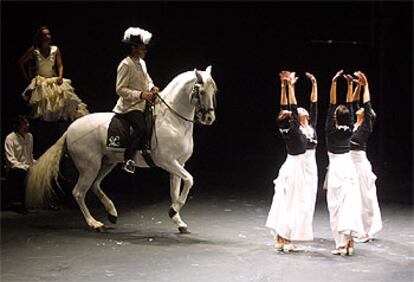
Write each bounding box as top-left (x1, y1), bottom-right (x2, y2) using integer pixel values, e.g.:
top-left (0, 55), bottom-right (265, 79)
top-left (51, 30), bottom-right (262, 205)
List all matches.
top-left (26, 131), bottom-right (68, 208)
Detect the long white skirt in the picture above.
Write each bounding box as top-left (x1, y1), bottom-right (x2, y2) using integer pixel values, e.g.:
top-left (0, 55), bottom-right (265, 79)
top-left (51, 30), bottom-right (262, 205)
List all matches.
top-left (326, 152), bottom-right (364, 248)
top-left (265, 152), bottom-right (317, 241)
top-left (304, 149), bottom-right (318, 217)
top-left (22, 75), bottom-right (89, 121)
top-left (351, 150), bottom-right (382, 237)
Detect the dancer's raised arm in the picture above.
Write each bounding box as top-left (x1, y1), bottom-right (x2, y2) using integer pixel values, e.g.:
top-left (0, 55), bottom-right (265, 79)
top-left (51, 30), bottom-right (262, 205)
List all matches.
top-left (343, 74), bottom-right (355, 125)
top-left (288, 72), bottom-right (298, 106)
top-left (326, 70), bottom-right (343, 132)
top-left (330, 70), bottom-right (343, 105)
top-left (356, 71), bottom-right (374, 131)
top-left (352, 71), bottom-right (363, 111)
top-left (343, 74), bottom-right (354, 103)
top-left (306, 72), bottom-right (317, 103)
top-left (306, 72), bottom-right (318, 128)
top-left (279, 71), bottom-right (289, 109)
top-left (358, 72), bottom-right (371, 104)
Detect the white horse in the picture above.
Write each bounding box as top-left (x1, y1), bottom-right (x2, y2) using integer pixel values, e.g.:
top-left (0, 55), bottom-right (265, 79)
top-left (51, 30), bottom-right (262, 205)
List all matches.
top-left (26, 66), bottom-right (217, 233)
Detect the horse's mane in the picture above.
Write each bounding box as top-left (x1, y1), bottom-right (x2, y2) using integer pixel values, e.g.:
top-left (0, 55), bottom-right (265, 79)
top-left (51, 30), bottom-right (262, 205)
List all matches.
top-left (159, 71), bottom-right (195, 99)
top-left (159, 69), bottom-right (217, 99)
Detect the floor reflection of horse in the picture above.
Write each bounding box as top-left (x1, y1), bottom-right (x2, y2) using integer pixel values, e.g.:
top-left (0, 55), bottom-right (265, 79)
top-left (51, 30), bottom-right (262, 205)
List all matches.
top-left (26, 66), bottom-right (217, 233)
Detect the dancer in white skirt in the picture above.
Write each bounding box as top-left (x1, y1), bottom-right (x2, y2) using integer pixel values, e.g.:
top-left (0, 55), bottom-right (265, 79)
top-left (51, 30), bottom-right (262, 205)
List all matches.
top-left (18, 26), bottom-right (89, 121)
top-left (325, 70), bottom-right (364, 256)
top-left (350, 71), bottom-right (382, 242)
top-left (297, 72), bottom-right (318, 226)
top-left (266, 71), bottom-right (315, 253)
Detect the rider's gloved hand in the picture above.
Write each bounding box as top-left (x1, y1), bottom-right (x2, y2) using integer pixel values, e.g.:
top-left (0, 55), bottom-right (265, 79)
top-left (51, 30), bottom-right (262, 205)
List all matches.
top-left (141, 91), bottom-right (156, 102)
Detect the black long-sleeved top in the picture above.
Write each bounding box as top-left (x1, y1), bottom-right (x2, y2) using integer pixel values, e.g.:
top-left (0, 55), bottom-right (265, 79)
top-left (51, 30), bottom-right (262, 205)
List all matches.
top-left (325, 103), bottom-right (354, 154)
top-left (302, 102), bottom-right (318, 150)
top-left (279, 104), bottom-right (307, 155)
top-left (350, 101), bottom-right (374, 151)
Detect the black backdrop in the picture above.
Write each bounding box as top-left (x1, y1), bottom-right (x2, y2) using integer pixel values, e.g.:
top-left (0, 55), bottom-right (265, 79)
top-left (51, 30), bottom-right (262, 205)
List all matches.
top-left (1, 1), bottom-right (412, 204)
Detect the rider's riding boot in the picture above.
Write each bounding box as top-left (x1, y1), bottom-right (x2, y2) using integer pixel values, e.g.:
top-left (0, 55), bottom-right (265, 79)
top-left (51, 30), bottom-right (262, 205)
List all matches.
top-left (122, 159), bottom-right (136, 174)
top-left (142, 142), bottom-right (151, 154)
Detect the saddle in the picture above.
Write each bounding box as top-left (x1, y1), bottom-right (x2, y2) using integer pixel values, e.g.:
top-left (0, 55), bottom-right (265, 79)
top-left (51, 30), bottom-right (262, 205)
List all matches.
top-left (107, 105), bottom-right (155, 152)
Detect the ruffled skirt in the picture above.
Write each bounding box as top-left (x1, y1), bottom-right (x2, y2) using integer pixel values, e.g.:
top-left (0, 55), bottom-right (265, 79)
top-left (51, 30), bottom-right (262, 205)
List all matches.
top-left (350, 150), bottom-right (382, 237)
top-left (326, 152), bottom-right (364, 248)
top-left (22, 76), bottom-right (89, 121)
top-left (265, 152), bottom-right (317, 241)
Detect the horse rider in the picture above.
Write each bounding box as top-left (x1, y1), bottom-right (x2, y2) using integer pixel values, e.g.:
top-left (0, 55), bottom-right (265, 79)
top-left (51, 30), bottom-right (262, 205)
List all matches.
top-left (113, 27), bottom-right (160, 173)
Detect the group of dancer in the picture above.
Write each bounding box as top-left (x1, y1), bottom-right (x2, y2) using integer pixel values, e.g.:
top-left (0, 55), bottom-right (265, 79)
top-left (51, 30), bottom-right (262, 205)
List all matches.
top-left (266, 70), bottom-right (382, 256)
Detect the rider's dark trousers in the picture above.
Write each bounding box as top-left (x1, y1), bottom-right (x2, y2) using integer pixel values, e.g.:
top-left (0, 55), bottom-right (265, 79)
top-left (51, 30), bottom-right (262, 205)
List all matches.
top-left (121, 110), bottom-right (147, 160)
top-left (6, 168), bottom-right (28, 207)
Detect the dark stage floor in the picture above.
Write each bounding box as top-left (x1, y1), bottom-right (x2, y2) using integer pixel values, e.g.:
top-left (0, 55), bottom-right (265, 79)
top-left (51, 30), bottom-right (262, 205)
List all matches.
top-left (1, 191), bottom-right (413, 282)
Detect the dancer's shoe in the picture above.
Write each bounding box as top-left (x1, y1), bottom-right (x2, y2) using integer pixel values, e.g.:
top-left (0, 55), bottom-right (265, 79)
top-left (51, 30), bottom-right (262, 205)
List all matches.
top-left (331, 247), bottom-right (347, 256)
top-left (283, 243), bottom-right (300, 253)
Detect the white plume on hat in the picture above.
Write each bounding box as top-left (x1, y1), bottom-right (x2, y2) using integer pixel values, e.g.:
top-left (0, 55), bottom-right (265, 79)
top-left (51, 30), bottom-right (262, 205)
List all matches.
top-left (123, 27), bottom-right (152, 45)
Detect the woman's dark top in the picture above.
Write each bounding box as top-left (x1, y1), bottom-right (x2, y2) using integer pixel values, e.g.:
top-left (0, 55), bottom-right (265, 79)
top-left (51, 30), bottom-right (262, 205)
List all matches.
top-left (350, 101), bottom-right (374, 151)
top-left (325, 103), bottom-right (354, 154)
top-left (279, 104), bottom-right (307, 155)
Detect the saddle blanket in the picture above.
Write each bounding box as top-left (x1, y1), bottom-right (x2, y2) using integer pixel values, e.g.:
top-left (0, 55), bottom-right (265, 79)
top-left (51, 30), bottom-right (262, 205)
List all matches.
top-left (106, 114), bottom-right (131, 149)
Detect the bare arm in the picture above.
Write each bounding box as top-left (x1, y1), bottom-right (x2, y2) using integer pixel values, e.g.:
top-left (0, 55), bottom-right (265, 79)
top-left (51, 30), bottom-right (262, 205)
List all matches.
top-left (55, 47), bottom-right (64, 85)
top-left (343, 74), bottom-right (354, 103)
top-left (279, 71), bottom-right (289, 107)
top-left (18, 47), bottom-right (35, 82)
top-left (358, 72), bottom-right (371, 103)
top-left (306, 72), bottom-right (318, 127)
top-left (330, 70), bottom-right (343, 104)
top-left (352, 72), bottom-right (362, 102)
top-left (305, 72), bottom-right (317, 102)
top-left (280, 80), bottom-right (288, 106)
top-left (288, 72), bottom-right (298, 105)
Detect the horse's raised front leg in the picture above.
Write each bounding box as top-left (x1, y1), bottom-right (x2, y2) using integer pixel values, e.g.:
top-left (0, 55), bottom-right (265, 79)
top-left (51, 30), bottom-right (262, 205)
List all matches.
top-left (72, 165), bottom-right (105, 231)
top-left (91, 161), bottom-right (118, 224)
top-left (165, 161), bottom-right (193, 234)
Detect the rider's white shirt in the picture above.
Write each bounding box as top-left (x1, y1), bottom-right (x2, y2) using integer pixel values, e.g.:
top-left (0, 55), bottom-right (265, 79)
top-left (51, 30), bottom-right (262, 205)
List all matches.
top-left (113, 56), bottom-right (155, 114)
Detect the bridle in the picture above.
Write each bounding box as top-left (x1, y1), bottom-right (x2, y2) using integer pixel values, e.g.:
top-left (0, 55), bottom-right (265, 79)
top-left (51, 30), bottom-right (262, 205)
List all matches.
top-left (156, 79), bottom-right (216, 124)
top-left (190, 83), bottom-right (216, 122)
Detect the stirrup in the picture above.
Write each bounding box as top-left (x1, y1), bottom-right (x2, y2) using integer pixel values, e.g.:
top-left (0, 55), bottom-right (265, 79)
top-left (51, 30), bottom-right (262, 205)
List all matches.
top-left (122, 159), bottom-right (136, 174)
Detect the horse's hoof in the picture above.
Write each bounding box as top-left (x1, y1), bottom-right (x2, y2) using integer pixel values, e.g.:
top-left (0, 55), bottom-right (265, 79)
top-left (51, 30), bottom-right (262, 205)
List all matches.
top-left (108, 214), bottom-right (117, 224)
top-left (168, 208), bottom-right (177, 218)
top-left (178, 227), bottom-right (191, 234)
top-left (94, 226), bottom-right (106, 232)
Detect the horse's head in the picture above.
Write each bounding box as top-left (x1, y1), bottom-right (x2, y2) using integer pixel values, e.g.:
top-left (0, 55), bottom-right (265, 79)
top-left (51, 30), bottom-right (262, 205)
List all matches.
top-left (191, 66), bottom-right (217, 125)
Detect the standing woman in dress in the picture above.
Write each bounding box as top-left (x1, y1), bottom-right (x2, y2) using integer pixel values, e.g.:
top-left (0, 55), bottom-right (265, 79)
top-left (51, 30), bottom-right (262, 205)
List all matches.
top-left (350, 71), bottom-right (382, 242)
top-left (265, 71), bottom-right (315, 253)
top-left (18, 26), bottom-right (89, 121)
top-left (324, 70), bottom-right (364, 256)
